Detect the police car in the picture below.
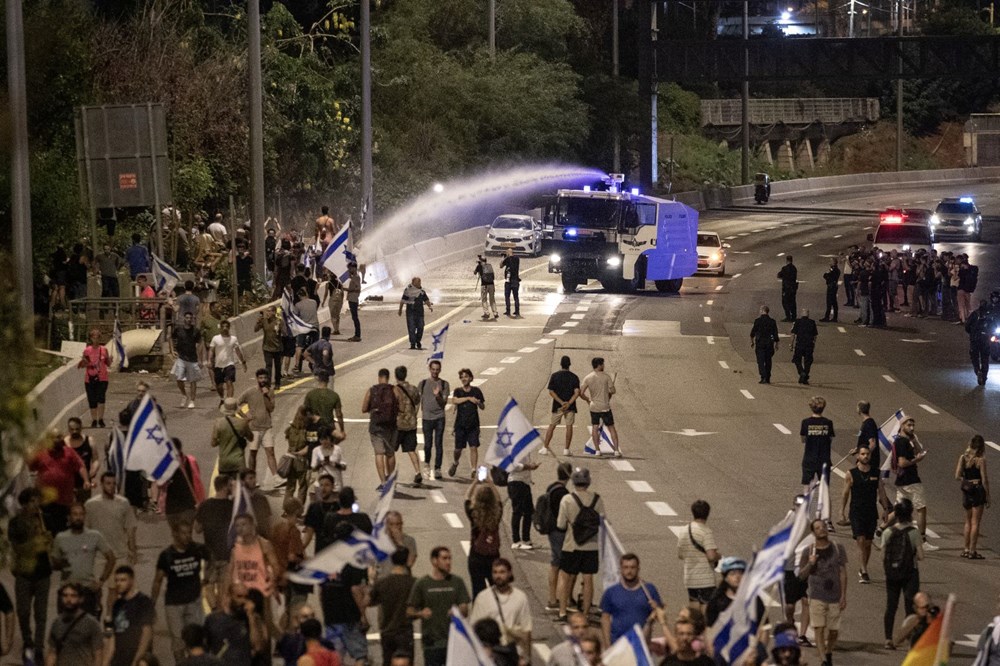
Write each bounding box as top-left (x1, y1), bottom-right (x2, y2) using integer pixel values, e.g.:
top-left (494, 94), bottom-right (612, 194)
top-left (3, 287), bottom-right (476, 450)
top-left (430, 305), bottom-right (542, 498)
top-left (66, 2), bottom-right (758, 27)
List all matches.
top-left (931, 197), bottom-right (982, 241)
top-left (873, 209), bottom-right (935, 254)
top-left (696, 231), bottom-right (729, 275)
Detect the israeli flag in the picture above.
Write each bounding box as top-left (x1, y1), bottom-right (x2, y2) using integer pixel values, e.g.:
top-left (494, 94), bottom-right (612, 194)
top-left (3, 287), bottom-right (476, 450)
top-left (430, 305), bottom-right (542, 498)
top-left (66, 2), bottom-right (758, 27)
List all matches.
top-left (584, 426), bottom-right (616, 456)
top-left (815, 463), bottom-right (831, 522)
top-left (227, 480), bottom-right (256, 549)
top-left (320, 224), bottom-right (356, 283)
top-left (280, 288), bottom-right (316, 336)
top-left (112, 318), bottom-right (129, 370)
top-left (289, 528), bottom-right (396, 584)
top-left (877, 409), bottom-right (907, 478)
top-left (484, 398), bottom-right (541, 472)
top-left (372, 469), bottom-right (397, 527)
top-left (124, 394), bottom-right (178, 486)
top-left (601, 624), bottom-right (654, 666)
top-left (600, 517), bottom-right (625, 592)
top-left (446, 607), bottom-right (495, 666)
top-left (107, 428), bottom-right (127, 494)
top-left (427, 324), bottom-right (449, 363)
top-left (151, 253), bottom-right (180, 293)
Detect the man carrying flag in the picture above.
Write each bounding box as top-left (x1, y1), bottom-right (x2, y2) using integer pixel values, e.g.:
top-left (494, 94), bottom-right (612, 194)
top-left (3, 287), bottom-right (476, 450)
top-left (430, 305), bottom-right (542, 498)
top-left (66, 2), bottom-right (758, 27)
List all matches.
top-left (320, 223), bottom-right (356, 284)
top-left (407, 551), bottom-right (470, 666)
top-left (280, 288), bottom-right (316, 338)
top-left (601, 623), bottom-right (655, 666)
top-left (444, 606), bottom-right (492, 666)
top-left (584, 426), bottom-right (616, 457)
top-left (903, 593), bottom-right (954, 666)
top-left (125, 393), bottom-right (179, 487)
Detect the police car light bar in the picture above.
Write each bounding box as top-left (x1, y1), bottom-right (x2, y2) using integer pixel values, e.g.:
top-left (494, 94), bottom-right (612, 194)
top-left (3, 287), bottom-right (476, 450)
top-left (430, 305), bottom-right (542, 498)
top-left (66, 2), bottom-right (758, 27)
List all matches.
top-left (880, 213), bottom-right (903, 224)
top-left (960, 196), bottom-right (974, 203)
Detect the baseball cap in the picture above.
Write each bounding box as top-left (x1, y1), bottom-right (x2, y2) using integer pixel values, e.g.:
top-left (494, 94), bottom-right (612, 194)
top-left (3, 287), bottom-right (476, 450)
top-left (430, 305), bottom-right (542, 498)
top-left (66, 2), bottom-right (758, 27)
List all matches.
top-left (772, 631), bottom-right (801, 651)
top-left (571, 467), bottom-right (591, 487)
top-left (221, 398), bottom-right (238, 414)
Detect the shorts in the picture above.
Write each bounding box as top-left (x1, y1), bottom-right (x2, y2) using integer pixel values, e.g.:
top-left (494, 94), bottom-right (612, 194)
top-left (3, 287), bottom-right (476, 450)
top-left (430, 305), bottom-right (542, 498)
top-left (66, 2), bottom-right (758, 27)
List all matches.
top-left (783, 570), bottom-right (808, 605)
top-left (295, 332), bottom-right (315, 349)
top-left (896, 483), bottom-right (927, 511)
top-left (963, 483), bottom-right (988, 509)
top-left (808, 599), bottom-right (842, 631)
top-left (590, 410), bottom-right (614, 427)
top-left (397, 429), bottom-right (418, 453)
top-left (371, 430), bottom-right (397, 456)
top-left (548, 529), bottom-right (566, 566)
top-left (850, 512), bottom-right (878, 540)
top-left (213, 365), bottom-right (236, 385)
top-left (801, 465), bottom-right (827, 486)
top-left (550, 410), bottom-right (576, 426)
top-left (687, 587), bottom-right (716, 605)
top-left (247, 428), bottom-right (274, 452)
top-left (455, 426), bottom-right (481, 450)
top-left (330, 622), bottom-right (368, 661)
top-left (171, 359), bottom-right (203, 383)
top-left (559, 549), bottom-right (599, 575)
top-left (281, 336), bottom-right (296, 358)
top-left (84, 380), bottom-right (108, 409)
top-left (204, 559), bottom-right (228, 585)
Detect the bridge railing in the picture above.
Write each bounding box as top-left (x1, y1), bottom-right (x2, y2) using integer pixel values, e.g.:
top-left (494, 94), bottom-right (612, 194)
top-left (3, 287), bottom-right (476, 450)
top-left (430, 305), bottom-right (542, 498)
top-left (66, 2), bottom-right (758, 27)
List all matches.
top-left (700, 98), bottom-right (880, 126)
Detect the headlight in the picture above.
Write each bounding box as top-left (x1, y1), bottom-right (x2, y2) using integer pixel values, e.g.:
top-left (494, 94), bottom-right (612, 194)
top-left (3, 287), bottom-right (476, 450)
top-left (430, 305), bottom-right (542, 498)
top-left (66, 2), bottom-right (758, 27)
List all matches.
top-left (930, 214), bottom-right (940, 225)
top-left (606, 256), bottom-right (622, 267)
top-left (901, 245), bottom-right (911, 251)
top-left (487, 233), bottom-right (496, 239)
top-left (550, 254), bottom-right (561, 264)
top-left (995, 326), bottom-right (1000, 335)
top-left (964, 217), bottom-right (975, 226)
top-left (522, 234), bottom-right (533, 241)
top-left (710, 252), bottom-right (721, 262)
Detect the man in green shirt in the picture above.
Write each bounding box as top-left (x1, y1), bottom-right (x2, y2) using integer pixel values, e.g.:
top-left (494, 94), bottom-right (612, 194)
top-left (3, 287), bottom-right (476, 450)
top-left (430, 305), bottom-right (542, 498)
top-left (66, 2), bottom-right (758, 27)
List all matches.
top-left (255, 305), bottom-right (284, 388)
top-left (406, 546), bottom-right (469, 666)
top-left (210, 398), bottom-right (254, 475)
top-left (303, 370), bottom-right (344, 431)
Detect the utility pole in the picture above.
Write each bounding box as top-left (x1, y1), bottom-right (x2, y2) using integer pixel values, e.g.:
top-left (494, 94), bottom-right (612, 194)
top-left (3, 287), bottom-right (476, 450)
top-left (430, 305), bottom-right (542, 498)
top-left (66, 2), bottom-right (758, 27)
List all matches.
top-left (612, 0), bottom-right (620, 172)
top-left (489, 0), bottom-right (496, 61)
top-left (849, 0), bottom-right (856, 38)
top-left (361, 0), bottom-right (374, 231)
top-left (741, 0), bottom-right (750, 184)
top-left (7, 0), bottom-right (33, 319)
top-left (650, 2), bottom-right (659, 187)
top-left (248, 0), bottom-right (266, 277)
top-left (896, 0), bottom-right (904, 172)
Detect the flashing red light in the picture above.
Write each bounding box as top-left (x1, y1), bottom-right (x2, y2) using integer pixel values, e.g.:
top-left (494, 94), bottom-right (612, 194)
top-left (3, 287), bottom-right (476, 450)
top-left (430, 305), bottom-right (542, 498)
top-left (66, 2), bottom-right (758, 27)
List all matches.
top-left (880, 213), bottom-right (903, 224)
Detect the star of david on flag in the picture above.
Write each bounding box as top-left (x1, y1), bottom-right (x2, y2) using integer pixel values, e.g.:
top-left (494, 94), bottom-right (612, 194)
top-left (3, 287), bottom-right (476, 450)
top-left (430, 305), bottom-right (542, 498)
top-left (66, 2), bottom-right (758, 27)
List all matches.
top-left (151, 253), bottom-right (180, 294)
top-left (280, 288), bottom-right (316, 337)
top-left (320, 224), bottom-right (356, 283)
top-left (484, 398), bottom-right (541, 472)
top-left (124, 394), bottom-right (179, 486)
top-left (427, 324), bottom-right (449, 364)
top-left (584, 426), bottom-right (616, 455)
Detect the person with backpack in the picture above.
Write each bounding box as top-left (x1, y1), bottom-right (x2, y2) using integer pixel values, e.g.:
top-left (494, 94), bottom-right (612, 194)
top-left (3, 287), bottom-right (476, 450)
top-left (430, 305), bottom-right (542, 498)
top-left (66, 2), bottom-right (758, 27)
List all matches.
top-left (678, 499), bottom-right (720, 609)
top-left (555, 466), bottom-right (605, 623)
top-left (881, 499), bottom-right (923, 650)
top-left (447, 369), bottom-right (486, 479)
top-left (395, 366), bottom-right (425, 486)
top-left (362, 368), bottom-right (402, 492)
top-left (474, 255), bottom-right (499, 320)
top-left (796, 520), bottom-right (847, 666)
top-left (465, 477), bottom-right (504, 599)
top-left (534, 462), bottom-right (572, 612)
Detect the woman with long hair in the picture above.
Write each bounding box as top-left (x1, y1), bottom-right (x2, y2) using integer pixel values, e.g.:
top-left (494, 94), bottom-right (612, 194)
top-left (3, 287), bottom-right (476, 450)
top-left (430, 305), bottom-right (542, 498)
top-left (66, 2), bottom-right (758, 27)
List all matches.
top-left (956, 434), bottom-right (990, 559)
top-left (465, 476), bottom-right (503, 598)
top-left (77, 328), bottom-right (110, 428)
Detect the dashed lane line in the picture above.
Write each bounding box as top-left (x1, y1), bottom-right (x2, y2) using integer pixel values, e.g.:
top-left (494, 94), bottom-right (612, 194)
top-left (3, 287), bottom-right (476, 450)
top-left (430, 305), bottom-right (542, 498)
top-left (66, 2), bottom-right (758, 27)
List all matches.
top-left (626, 480), bottom-right (654, 493)
top-left (500, 357), bottom-right (521, 364)
top-left (754, 262), bottom-right (762, 267)
top-left (724, 235), bottom-right (737, 240)
top-left (854, 349), bottom-right (866, 356)
top-left (987, 441), bottom-right (1000, 453)
top-left (719, 360), bottom-right (729, 369)
top-left (773, 423), bottom-right (791, 435)
top-left (919, 404), bottom-right (940, 414)
top-left (715, 285), bottom-right (724, 291)
top-left (646, 501), bottom-right (678, 516)
top-left (550, 329), bottom-right (568, 335)
top-left (535, 338), bottom-right (554, 345)
top-left (571, 313), bottom-right (586, 319)
top-left (461, 540), bottom-right (470, 555)
top-left (706, 300), bottom-right (714, 305)
top-left (739, 232), bottom-right (749, 236)
top-left (837, 327), bottom-right (846, 333)
top-left (444, 513), bottom-right (464, 528)
top-left (777, 252), bottom-right (785, 257)
top-left (803, 243), bottom-right (813, 247)
top-left (471, 378), bottom-right (488, 386)
top-left (731, 273), bottom-right (742, 279)
top-left (481, 367), bottom-right (505, 375)
top-left (575, 306), bottom-right (589, 312)
top-left (833, 234), bottom-right (843, 239)
top-left (741, 389), bottom-right (755, 400)
top-left (517, 347), bottom-right (537, 353)
top-left (707, 336), bottom-right (716, 345)
top-left (883, 375), bottom-right (896, 383)
top-left (429, 490), bottom-right (447, 504)
top-left (563, 321), bottom-right (579, 327)
top-left (704, 316), bottom-right (711, 323)
top-left (609, 460), bottom-right (635, 472)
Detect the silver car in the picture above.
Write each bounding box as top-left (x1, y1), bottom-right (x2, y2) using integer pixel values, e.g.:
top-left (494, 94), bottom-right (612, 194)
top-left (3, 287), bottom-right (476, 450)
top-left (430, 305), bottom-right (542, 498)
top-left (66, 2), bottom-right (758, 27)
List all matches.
top-left (931, 197), bottom-right (982, 241)
top-left (484, 215), bottom-right (543, 256)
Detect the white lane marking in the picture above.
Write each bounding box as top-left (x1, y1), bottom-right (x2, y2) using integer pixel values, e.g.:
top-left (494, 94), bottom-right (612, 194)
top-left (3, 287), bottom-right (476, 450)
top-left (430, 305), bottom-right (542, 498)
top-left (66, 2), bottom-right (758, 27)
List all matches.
top-left (609, 460), bottom-right (635, 472)
top-left (646, 501), bottom-right (678, 516)
top-left (500, 356), bottom-right (521, 364)
top-left (741, 389), bottom-right (755, 400)
top-left (754, 262), bottom-right (762, 267)
top-left (777, 252), bottom-right (785, 256)
top-left (752, 229), bottom-right (763, 233)
top-left (517, 346), bottom-right (538, 353)
top-left (854, 349), bottom-right (866, 356)
top-left (833, 234), bottom-right (843, 239)
top-left (919, 404), bottom-right (940, 414)
top-left (668, 526), bottom-right (686, 540)
top-left (707, 336), bottom-right (715, 345)
top-left (563, 321), bottom-right (579, 327)
top-left (444, 513), bottom-right (464, 528)
top-left (471, 378), bottom-right (488, 386)
top-left (550, 329), bottom-right (568, 335)
top-left (719, 360), bottom-right (729, 369)
top-left (832, 467), bottom-right (847, 479)
top-left (461, 540), bottom-right (470, 555)
top-left (627, 480), bottom-right (655, 493)
top-left (731, 273), bottom-right (742, 279)
top-left (925, 528), bottom-right (940, 539)
top-left (429, 490), bottom-right (447, 504)
top-left (725, 235), bottom-right (737, 240)
top-left (571, 313), bottom-right (586, 319)
top-left (715, 285), bottom-right (724, 291)
top-left (575, 306), bottom-right (590, 312)
top-left (767, 226), bottom-right (777, 230)
top-left (533, 643), bottom-right (552, 664)
top-left (837, 326), bottom-right (846, 333)
top-left (863, 226), bottom-right (872, 230)
top-left (481, 367), bottom-right (505, 375)
top-left (803, 243), bottom-right (813, 247)
top-left (882, 375), bottom-right (896, 383)
top-left (704, 316), bottom-right (711, 323)
top-left (773, 423), bottom-right (791, 435)
top-left (739, 232), bottom-right (750, 236)
top-left (987, 441), bottom-right (1000, 453)
top-left (706, 299), bottom-right (714, 305)
top-left (535, 338), bottom-right (554, 344)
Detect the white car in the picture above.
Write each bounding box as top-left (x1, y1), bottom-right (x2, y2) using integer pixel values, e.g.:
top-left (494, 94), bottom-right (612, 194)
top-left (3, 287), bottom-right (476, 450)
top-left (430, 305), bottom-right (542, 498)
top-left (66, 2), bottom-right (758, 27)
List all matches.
top-left (484, 215), bottom-right (543, 256)
top-left (696, 232), bottom-right (728, 275)
top-left (873, 210), bottom-right (935, 254)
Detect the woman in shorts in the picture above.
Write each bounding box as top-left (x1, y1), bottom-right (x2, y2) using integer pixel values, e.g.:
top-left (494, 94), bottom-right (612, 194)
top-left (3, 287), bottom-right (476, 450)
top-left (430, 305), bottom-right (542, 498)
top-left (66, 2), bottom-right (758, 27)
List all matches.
top-left (955, 434), bottom-right (990, 559)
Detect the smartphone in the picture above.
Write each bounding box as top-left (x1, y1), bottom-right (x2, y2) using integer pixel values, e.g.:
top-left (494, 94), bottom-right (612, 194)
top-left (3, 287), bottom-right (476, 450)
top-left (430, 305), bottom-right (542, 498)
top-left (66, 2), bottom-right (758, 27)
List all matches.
top-left (477, 466), bottom-right (488, 482)
top-left (351, 501), bottom-right (360, 513)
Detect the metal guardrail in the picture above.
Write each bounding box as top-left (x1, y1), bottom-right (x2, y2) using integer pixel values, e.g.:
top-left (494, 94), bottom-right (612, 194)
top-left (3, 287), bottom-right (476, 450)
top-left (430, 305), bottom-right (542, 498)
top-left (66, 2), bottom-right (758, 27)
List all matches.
top-left (64, 296), bottom-right (170, 347)
top-left (700, 98), bottom-right (880, 126)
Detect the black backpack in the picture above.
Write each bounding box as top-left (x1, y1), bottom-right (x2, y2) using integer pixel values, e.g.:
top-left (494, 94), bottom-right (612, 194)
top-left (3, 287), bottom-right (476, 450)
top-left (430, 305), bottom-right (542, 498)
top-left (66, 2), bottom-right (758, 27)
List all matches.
top-left (533, 482), bottom-right (562, 535)
top-left (883, 525), bottom-right (917, 582)
top-left (369, 384), bottom-right (399, 426)
top-left (570, 493), bottom-right (601, 544)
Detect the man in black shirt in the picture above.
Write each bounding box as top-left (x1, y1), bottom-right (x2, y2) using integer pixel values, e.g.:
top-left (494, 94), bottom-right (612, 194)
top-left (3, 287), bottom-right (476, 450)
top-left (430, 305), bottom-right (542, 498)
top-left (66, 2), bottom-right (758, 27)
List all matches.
top-left (750, 305), bottom-right (780, 384)
top-left (500, 249), bottom-right (521, 318)
top-left (852, 401), bottom-right (880, 470)
top-left (106, 566), bottom-right (155, 666)
top-left (320, 523), bottom-right (370, 664)
top-left (194, 475), bottom-right (233, 610)
top-left (800, 396), bottom-right (834, 491)
top-left (790, 309), bottom-right (819, 385)
top-left (171, 312), bottom-right (204, 408)
top-left (778, 256), bottom-right (798, 321)
top-left (152, 521), bottom-right (211, 663)
top-left (820, 258), bottom-right (841, 322)
top-left (542, 356), bottom-right (581, 455)
top-left (447, 368), bottom-right (486, 478)
top-left (303, 474), bottom-right (340, 552)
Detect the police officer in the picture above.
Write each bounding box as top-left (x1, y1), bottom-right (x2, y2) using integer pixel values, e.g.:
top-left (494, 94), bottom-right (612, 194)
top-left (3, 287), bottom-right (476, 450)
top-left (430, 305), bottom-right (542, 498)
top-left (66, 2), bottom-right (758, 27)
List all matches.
top-left (965, 299), bottom-right (994, 386)
top-left (500, 248), bottom-right (521, 318)
top-left (820, 258), bottom-right (840, 323)
top-left (778, 256), bottom-right (798, 321)
top-left (750, 305), bottom-right (780, 384)
top-left (790, 308), bottom-right (819, 385)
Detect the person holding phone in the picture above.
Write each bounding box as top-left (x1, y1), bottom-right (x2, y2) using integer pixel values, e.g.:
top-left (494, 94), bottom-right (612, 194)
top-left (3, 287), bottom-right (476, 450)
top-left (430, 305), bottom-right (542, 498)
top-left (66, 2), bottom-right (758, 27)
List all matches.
top-left (448, 369), bottom-right (486, 479)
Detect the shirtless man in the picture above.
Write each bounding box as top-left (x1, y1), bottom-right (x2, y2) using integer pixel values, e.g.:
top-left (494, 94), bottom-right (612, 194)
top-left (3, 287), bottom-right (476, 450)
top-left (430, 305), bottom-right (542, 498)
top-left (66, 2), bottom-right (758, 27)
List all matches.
top-left (315, 206), bottom-right (336, 249)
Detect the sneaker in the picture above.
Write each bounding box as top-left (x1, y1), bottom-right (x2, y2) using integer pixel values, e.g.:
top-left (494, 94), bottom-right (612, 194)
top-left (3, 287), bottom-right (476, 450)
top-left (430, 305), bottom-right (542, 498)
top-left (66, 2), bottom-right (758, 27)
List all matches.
top-left (448, 462), bottom-right (458, 477)
top-left (434, 468), bottom-right (442, 480)
top-left (562, 448), bottom-right (571, 456)
top-left (545, 601), bottom-right (560, 611)
top-left (539, 447), bottom-right (550, 456)
top-left (512, 542), bottom-right (523, 550)
top-left (798, 636), bottom-right (814, 648)
top-left (614, 450), bottom-right (623, 458)
top-left (556, 615), bottom-right (569, 624)
top-left (91, 420), bottom-right (98, 428)
top-left (414, 473), bottom-right (423, 486)
top-left (180, 397), bottom-right (190, 408)
top-left (859, 571), bottom-right (871, 584)
top-left (923, 540), bottom-right (940, 552)
top-left (347, 336), bottom-right (361, 342)
top-left (520, 541), bottom-right (534, 550)
top-left (98, 419), bottom-right (106, 428)
top-left (187, 400), bottom-right (195, 409)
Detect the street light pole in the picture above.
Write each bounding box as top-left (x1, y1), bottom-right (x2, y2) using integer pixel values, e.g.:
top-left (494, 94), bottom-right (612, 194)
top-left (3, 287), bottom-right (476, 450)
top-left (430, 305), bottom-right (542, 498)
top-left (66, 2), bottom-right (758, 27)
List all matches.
top-left (896, 0), bottom-right (904, 172)
top-left (489, 0), bottom-right (496, 61)
top-left (361, 0), bottom-right (374, 231)
top-left (6, 0), bottom-right (33, 319)
top-left (741, 0), bottom-right (750, 185)
top-left (612, 0), bottom-right (620, 172)
top-left (248, 0), bottom-right (266, 277)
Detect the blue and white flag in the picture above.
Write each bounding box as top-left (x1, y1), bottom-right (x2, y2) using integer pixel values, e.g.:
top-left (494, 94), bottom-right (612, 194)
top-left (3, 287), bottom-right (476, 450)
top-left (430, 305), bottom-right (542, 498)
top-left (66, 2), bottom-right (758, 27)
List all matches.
top-left (600, 517), bottom-right (625, 592)
top-left (320, 224), bottom-right (356, 283)
top-left (877, 409), bottom-right (907, 478)
top-left (372, 470), bottom-right (397, 528)
top-left (446, 607), bottom-right (495, 666)
top-left (601, 624), bottom-right (654, 666)
top-left (584, 426), bottom-right (616, 456)
top-left (289, 528), bottom-right (396, 585)
top-left (124, 394), bottom-right (178, 486)
top-left (112, 318), bottom-right (128, 370)
top-left (107, 428), bottom-right (127, 494)
top-left (427, 324), bottom-right (449, 363)
top-left (227, 480), bottom-right (256, 549)
top-left (484, 398), bottom-right (541, 471)
top-left (280, 288), bottom-right (316, 336)
top-left (151, 253), bottom-right (180, 293)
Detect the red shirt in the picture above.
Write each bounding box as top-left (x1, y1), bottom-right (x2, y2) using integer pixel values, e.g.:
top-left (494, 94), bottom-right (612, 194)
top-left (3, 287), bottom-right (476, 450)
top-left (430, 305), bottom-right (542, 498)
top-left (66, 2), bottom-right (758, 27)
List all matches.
top-left (81, 344), bottom-right (109, 383)
top-left (30, 446), bottom-right (83, 506)
top-left (300, 643), bottom-right (341, 666)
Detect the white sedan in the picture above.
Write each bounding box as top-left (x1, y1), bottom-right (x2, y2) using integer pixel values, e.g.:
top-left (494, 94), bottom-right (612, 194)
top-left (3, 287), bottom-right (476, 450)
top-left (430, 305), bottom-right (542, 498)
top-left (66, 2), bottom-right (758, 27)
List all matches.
top-left (696, 232), bottom-right (728, 275)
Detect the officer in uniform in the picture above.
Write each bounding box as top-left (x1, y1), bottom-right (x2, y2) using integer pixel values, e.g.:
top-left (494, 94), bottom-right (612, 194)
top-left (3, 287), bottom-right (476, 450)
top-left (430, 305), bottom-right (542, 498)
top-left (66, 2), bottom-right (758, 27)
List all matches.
top-left (790, 308), bottom-right (819, 385)
top-left (750, 305), bottom-right (780, 384)
top-left (777, 256), bottom-right (798, 321)
top-left (965, 299), bottom-right (994, 386)
top-left (820, 258), bottom-right (841, 323)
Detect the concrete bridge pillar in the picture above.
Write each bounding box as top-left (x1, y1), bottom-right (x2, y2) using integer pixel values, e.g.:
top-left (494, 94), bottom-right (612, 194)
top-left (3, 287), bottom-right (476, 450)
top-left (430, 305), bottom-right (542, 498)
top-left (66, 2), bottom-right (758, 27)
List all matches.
top-left (794, 139), bottom-right (814, 171)
top-left (757, 141), bottom-right (774, 166)
top-left (776, 140), bottom-right (795, 172)
top-left (814, 138), bottom-right (831, 166)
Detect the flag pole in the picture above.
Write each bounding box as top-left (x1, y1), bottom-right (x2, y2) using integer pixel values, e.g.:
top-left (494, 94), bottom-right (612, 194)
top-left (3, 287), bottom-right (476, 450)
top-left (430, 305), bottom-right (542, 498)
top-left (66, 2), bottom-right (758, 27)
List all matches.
top-left (933, 593), bottom-right (956, 665)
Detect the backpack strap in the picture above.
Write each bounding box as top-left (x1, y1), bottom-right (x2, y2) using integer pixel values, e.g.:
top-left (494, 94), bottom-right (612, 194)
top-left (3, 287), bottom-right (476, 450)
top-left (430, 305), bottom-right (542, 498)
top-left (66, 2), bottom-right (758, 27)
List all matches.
top-left (571, 493), bottom-right (584, 510)
top-left (588, 494), bottom-right (600, 509)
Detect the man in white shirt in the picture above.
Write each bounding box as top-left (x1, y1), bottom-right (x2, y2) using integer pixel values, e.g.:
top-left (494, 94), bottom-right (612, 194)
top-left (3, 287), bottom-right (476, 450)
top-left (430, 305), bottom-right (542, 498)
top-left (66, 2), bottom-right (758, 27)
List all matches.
top-left (677, 499), bottom-right (720, 609)
top-left (470, 558), bottom-right (532, 658)
top-left (580, 357), bottom-right (621, 457)
top-left (209, 319), bottom-right (247, 401)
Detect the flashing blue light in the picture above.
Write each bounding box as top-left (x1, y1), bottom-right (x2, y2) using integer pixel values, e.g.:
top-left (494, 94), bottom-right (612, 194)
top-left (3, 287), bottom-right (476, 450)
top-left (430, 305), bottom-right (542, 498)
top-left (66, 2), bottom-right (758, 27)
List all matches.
top-left (959, 196), bottom-right (974, 203)
top-left (565, 228), bottom-right (579, 237)
top-left (583, 185), bottom-right (591, 193)
top-left (630, 187), bottom-right (640, 196)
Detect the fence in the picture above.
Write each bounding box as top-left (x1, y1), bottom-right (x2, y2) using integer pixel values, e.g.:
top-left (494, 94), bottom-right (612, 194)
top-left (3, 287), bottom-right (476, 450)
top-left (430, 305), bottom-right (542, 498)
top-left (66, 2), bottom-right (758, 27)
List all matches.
top-left (701, 98), bottom-right (880, 127)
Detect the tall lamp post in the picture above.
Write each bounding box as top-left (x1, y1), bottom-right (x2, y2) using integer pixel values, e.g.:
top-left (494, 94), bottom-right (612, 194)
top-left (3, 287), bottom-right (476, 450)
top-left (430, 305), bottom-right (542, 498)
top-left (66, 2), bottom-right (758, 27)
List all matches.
top-left (7, 0), bottom-right (33, 319)
top-left (249, 0), bottom-right (266, 277)
top-left (361, 0), bottom-right (374, 231)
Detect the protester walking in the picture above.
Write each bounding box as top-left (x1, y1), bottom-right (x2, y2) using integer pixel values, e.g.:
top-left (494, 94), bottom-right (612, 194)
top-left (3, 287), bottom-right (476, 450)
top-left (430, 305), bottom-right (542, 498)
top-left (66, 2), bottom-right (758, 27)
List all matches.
top-left (321, 270), bottom-right (345, 336)
top-left (8, 488), bottom-right (54, 662)
top-left (394, 366), bottom-right (424, 485)
top-left (237, 369), bottom-right (279, 488)
top-left (508, 452), bottom-right (539, 550)
top-left (840, 447), bottom-right (880, 583)
top-left (255, 305), bottom-right (284, 388)
top-left (151, 521), bottom-right (211, 663)
top-left (881, 499), bottom-right (922, 649)
top-left (555, 467), bottom-right (605, 622)
top-left (599, 553), bottom-right (662, 645)
top-left (362, 368), bottom-right (402, 491)
top-left (465, 478), bottom-right (503, 598)
top-left (677, 499), bottom-right (720, 609)
top-left (475, 255), bottom-right (499, 320)
top-left (448, 368), bottom-right (486, 477)
top-left (406, 547), bottom-right (470, 666)
top-left (78, 328), bottom-right (110, 427)
top-left (399, 277), bottom-right (433, 349)
top-left (419, 361), bottom-right (450, 480)
top-left (346, 262), bottom-right (362, 341)
top-left (797, 520), bottom-right (847, 666)
top-left (171, 312), bottom-right (204, 408)
top-left (209, 320), bottom-right (247, 401)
